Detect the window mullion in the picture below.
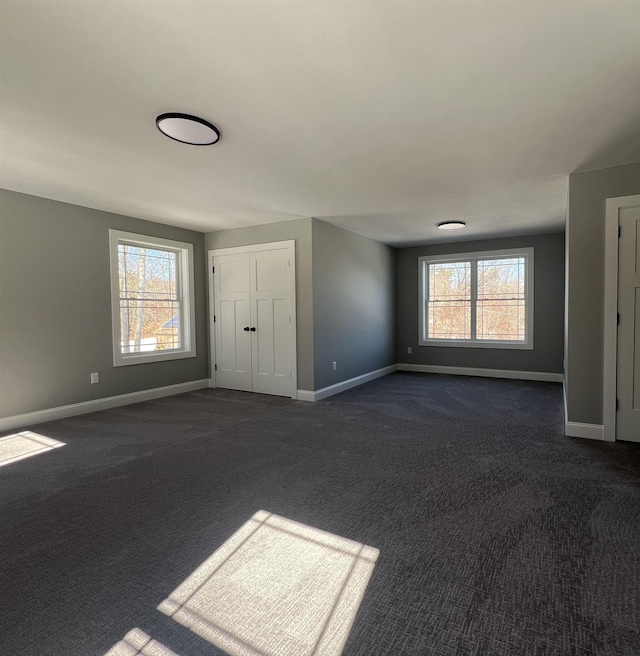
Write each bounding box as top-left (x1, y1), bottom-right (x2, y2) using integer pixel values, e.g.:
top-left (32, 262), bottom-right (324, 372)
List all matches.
top-left (470, 259), bottom-right (477, 340)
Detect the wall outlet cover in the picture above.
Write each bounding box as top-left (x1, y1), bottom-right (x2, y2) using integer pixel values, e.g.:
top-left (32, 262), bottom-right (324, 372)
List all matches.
top-left (90, 372), bottom-right (100, 384)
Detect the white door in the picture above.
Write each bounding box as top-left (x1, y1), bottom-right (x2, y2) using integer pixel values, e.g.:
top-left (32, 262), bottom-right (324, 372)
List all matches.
top-left (212, 242), bottom-right (296, 398)
top-left (213, 253), bottom-right (252, 392)
top-left (617, 204), bottom-right (640, 442)
top-left (250, 248), bottom-right (293, 396)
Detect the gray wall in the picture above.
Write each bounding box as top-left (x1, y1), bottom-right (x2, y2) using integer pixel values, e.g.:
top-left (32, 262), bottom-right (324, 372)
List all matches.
top-left (566, 161), bottom-right (640, 424)
top-left (396, 233), bottom-right (565, 373)
top-left (205, 218), bottom-right (315, 391)
top-left (311, 219), bottom-right (396, 390)
top-left (0, 189), bottom-right (209, 419)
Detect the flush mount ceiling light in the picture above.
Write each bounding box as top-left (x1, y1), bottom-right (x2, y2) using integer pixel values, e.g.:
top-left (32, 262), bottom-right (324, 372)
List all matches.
top-left (156, 113), bottom-right (220, 145)
top-left (437, 221), bottom-right (466, 230)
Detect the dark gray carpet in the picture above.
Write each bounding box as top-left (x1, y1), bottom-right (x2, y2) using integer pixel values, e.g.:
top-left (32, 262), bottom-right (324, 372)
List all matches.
top-left (1, 372), bottom-right (639, 656)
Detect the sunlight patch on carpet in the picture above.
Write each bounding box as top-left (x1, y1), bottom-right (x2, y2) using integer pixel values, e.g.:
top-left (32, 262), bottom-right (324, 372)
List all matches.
top-left (104, 628), bottom-right (180, 656)
top-left (0, 431), bottom-right (65, 467)
top-left (158, 510), bottom-right (379, 656)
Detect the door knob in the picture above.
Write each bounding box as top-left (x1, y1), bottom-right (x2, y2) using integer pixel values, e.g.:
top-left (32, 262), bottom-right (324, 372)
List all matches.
top-left (243, 326), bottom-right (250, 331)
top-left (250, 327), bottom-right (256, 332)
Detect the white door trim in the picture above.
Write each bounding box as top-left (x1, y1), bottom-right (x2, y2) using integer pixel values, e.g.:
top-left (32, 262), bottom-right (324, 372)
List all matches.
top-left (210, 241), bottom-right (295, 257)
top-left (603, 194), bottom-right (640, 442)
top-left (208, 240), bottom-right (297, 399)
top-left (208, 250), bottom-right (217, 388)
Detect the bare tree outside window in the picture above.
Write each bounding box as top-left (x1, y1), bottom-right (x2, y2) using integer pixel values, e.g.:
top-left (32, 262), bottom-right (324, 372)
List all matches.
top-left (477, 258), bottom-right (525, 341)
top-left (428, 261), bottom-right (471, 339)
top-left (118, 244), bottom-right (181, 353)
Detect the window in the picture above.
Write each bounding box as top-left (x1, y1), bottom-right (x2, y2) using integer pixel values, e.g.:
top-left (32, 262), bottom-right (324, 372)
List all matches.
top-left (109, 230), bottom-right (196, 366)
top-left (419, 248), bottom-right (533, 349)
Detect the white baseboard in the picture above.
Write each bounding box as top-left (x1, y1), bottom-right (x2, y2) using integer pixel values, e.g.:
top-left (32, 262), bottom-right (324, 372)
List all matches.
top-left (297, 364), bottom-right (398, 402)
top-left (397, 363), bottom-right (564, 383)
top-left (0, 379), bottom-right (211, 432)
top-left (563, 383), bottom-right (612, 441)
top-left (565, 421), bottom-right (605, 441)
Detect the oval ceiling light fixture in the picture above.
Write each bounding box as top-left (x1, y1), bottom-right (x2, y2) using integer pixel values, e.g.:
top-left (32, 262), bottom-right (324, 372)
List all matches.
top-left (437, 221), bottom-right (466, 230)
top-left (156, 112), bottom-right (220, 145)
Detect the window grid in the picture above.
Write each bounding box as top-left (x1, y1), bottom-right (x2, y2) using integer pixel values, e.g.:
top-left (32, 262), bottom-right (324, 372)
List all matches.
top-left (476, 257), bottom-right (526, 341)
top-left (110, 230), bottom-right (195, 367)
top-left (424, 253), bottom-right (529, 344)
top-left (427, 262), bottom-right (471, 339)
top-left (117, 243), bottom-right (182, 355)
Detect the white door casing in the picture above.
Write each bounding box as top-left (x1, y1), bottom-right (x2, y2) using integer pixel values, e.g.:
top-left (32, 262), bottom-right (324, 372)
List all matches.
top-left (604, 195), bottom-right (640, 442)
top-left (210, 241), bottom-right (297, 398)
top-left (616, 205), bottom-right (640, 442)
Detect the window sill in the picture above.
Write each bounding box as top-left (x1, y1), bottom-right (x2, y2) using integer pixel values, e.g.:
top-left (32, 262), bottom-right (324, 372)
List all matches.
top-left (114, 349), bottom-right (196, 367)
top-left (418, 339), bottom-right (533, 350)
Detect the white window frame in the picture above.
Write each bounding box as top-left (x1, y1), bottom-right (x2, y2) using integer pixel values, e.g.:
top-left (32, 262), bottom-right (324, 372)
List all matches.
top-left (419, 247), bottom-right (534, 349)
top-left (109, 230), bottom-right (196, 366)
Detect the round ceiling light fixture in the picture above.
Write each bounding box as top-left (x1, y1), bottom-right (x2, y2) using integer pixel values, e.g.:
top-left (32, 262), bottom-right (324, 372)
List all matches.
top-left (156, 112), bottom-right (220, 145)
top-left (437, 221), bottom-right (466, 230)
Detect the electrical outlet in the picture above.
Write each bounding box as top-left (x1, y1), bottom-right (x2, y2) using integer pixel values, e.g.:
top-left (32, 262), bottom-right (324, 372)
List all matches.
top-left (407, 347), bottom-right (412, 354)
top-left (332, 361), bottom-right (337, 371)
top-left (90, 372), bottom-right (100, 384)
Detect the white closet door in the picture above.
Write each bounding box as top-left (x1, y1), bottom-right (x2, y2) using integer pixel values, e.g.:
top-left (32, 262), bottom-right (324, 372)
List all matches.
top-left (250, 248), bottom-right (293, 397)
top-left (213, 253), bottom-right (252, 392)
top-left (617, 205), bottom-right (640, 442)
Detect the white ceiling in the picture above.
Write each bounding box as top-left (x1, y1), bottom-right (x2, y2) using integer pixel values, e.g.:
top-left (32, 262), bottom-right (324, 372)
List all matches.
top-left (1, 1), bottom-right (639, 246)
